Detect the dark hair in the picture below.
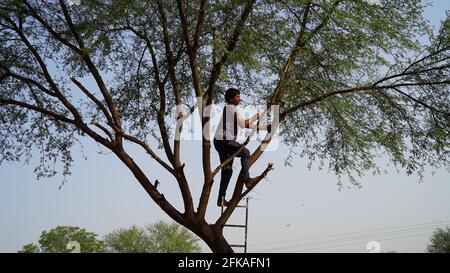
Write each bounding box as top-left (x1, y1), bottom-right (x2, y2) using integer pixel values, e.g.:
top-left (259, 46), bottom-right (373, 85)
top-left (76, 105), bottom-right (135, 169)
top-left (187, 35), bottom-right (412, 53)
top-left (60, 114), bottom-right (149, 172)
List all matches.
top-left (225, 88), bottom-right (240, 103)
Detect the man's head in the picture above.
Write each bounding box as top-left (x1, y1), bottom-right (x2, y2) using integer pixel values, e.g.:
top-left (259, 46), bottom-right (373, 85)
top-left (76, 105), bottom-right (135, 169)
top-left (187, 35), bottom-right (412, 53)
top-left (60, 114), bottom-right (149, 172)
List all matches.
top-left (225, 88), bottom-right (241, 106)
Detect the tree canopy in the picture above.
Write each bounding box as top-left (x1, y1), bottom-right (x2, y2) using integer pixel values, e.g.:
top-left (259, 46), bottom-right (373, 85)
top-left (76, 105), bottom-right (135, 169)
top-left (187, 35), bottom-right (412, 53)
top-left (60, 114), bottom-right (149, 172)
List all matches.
top-left (427, 226), bottom-right (450, 253)
top-left (2, 0), bottom-right (449, 252)
top-left (18, 226), bottom-right (105, 253)
top-left (104, 221), bottom-right (201, 253)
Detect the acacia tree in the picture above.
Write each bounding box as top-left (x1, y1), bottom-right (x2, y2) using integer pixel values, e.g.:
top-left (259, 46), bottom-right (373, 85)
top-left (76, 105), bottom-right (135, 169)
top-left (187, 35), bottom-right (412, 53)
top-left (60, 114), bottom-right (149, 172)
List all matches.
top-left (0, 0), bottom-right (448, 253)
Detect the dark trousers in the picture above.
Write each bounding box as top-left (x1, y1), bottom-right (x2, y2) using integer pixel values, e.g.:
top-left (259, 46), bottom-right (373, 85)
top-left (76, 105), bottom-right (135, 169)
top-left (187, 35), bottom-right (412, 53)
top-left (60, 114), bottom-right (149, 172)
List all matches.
top-left (214, 139), bottom-right (251, 202)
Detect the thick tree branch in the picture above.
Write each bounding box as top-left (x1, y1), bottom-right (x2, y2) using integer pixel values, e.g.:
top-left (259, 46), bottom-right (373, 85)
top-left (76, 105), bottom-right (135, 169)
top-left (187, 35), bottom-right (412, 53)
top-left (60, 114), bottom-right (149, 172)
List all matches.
top-left (373, 63), bottom-right (450, 86)
top-left (281, 81), bottom-right (450, 119)
top-left (241, 163), bottom-right (274, 197)
top-left (176, 0), bottom-right (203, 98)
top-left (113, 146), bottom-right (185, 225)
top-left (126, 22), bottom-right (194, 215)
top-left (1, 66), bottom-right (56, 97)
top-left (4, 16), bottom-right (84, 123)
top-left (176, 0), bottom-right (216, 216)
top-left (402, 45), bottom-right (450, 74)
top-left (272, 4), bottom-right (307, 104)
top-left (281, 47), bottom-right (449, 119)
top-left (0, 98), bottom-right (74, 124)
top-left (216, 163), bottom-right (274, 227)
top-left (20, 0), bottom-right (81, 52)
top-left (115, 131), bottom-right (176, 177)
top-left (193, 0), bottom-right (207, 55)
top-left (70, 77), bottom-right (115, 130)
top-left (126, 25), bottom-right (176, 166)
top-left (1, 13), bottom-right (118, 152)
top-left (147, 42), bottom-right (176, 164)
top-left (205, 0), bottom-right (256, 106)
top-left (0, 98), bottom-right (112, 148)
top-left (58, 0), bottom-right (122, 130)
top-left (156, 1), bottom-right (183, 167)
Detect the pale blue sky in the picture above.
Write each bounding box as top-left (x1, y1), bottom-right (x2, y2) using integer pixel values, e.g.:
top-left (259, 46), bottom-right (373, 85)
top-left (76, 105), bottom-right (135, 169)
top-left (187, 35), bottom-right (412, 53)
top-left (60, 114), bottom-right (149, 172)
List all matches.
top-left (0, 0), bottom-right (449, 253)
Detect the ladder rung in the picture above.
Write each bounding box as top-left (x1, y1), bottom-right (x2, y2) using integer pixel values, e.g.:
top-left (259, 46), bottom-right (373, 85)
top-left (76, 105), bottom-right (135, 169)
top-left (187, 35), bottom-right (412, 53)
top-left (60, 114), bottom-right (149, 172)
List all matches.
top-left (219, 204), bottom-right (247, 208)
top-left (224, 224), bottom-right (246, 228)
top-left (230, 244), bottom-right (245, 248)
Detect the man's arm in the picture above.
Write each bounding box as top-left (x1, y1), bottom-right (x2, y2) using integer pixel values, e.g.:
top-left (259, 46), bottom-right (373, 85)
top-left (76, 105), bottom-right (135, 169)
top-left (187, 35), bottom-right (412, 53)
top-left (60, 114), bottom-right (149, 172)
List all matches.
top-left (237, 112), bottom-right (270, 131)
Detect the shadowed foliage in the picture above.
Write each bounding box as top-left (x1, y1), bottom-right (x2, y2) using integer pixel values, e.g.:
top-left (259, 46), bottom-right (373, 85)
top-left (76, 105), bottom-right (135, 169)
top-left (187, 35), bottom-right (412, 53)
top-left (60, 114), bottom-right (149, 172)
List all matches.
top-left (1, 0), bottom-right (449, 252)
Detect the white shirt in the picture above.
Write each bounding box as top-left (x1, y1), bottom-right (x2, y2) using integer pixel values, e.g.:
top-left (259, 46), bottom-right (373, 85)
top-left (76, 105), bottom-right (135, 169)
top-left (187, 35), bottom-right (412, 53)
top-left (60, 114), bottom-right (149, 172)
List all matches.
top-left (214, 105), bottom-right (246, 141)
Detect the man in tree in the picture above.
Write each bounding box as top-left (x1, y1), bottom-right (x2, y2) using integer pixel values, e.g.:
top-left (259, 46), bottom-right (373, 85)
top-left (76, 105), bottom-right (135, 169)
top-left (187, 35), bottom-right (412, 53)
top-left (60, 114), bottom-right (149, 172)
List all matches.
top-left (1, 0), bottom-right (448, 253)
top-left (427, 226), bottom-right (450, 253)
top-left (213, 88), bottom-right (271, 207)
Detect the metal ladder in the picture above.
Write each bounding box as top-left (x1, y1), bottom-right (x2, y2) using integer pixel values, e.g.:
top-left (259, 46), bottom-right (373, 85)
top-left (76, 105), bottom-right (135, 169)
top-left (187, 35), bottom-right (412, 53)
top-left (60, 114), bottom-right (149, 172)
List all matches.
top-left (220, 197), bottom-right (250, 253)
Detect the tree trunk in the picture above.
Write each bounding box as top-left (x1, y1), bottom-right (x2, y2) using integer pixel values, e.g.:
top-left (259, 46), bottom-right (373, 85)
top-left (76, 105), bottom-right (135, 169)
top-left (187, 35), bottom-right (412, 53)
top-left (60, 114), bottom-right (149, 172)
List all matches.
top-left (205, 229), bottom-right (234, 253)
top-left (189, 222), bottom-right (234, 253)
